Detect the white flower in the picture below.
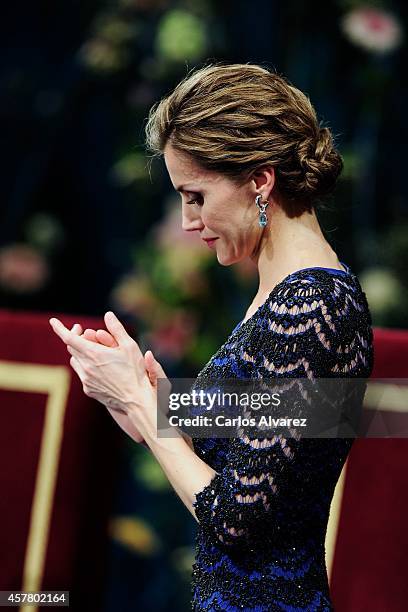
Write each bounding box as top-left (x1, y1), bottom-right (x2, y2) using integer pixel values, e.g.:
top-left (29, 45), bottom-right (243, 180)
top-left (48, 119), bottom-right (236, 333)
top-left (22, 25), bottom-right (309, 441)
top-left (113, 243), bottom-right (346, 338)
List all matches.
top-left (341, 6), bottom-right (404, 54)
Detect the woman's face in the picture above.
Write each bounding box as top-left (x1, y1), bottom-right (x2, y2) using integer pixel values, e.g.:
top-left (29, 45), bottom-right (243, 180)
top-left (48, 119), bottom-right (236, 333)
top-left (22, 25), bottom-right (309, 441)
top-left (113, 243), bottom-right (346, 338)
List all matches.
top-left (163, 144), bottom-right (266, 266)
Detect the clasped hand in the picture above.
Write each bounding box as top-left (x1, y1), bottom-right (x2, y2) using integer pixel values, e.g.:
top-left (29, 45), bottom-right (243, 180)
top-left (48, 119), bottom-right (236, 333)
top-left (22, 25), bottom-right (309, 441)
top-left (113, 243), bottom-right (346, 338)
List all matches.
top-left (49, 311), bottom-right (169, 443)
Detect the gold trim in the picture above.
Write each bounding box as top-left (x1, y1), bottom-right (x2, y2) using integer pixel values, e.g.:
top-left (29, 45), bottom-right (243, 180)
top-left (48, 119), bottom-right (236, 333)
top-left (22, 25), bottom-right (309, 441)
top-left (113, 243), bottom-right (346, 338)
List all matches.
top-left (0, 361), bottom-right (70, 612)
top-left (364, 382), bottom-right (408, 412)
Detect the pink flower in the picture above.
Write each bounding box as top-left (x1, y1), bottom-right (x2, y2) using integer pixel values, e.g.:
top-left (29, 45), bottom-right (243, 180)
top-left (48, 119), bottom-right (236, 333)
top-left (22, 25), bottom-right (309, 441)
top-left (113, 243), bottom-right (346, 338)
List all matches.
top-left (0, 244), bottom-right (49, 293)
top-left (152, 199), bottom-right (205, 252)
top-left (110, 274), bottom-right (158, 320)
top-left (150, 201), bottom-right (212, 294)
top-left (341, 7), bottom-right (404, 54)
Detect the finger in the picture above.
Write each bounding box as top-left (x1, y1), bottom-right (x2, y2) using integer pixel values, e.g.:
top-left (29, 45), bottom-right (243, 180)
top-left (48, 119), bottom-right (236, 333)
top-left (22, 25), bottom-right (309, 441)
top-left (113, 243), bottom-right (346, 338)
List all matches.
top-left (145, 351), bottom-right (171, 416)
top-left (96, 329), bottom-right (118, 348)
top-left (50, 318), bottom-right (89, 351)
top-left (145, 350), bottom-right (167, 375)
top-left (83, 327), bottom-right (117, 348)
top-left (104, 312), bottom-right (142, 358)
top-left (71, 323), bottom-right (83, 335)
top-left (145, 350), bottom-right (156, 382)
top-left (103, 311), bottom-right (130, 345)
top-left (144, 351), bottom-right (172, 391)
top-left (50, 318), bottom-right (98, 353)
top-left (83, 328), bottom-right (98, 343)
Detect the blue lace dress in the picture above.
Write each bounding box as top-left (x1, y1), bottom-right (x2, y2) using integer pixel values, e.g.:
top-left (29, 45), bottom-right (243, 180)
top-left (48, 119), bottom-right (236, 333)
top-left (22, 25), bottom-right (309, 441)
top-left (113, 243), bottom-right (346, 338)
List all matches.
top-left (190, 264), bottom-right (374, 611)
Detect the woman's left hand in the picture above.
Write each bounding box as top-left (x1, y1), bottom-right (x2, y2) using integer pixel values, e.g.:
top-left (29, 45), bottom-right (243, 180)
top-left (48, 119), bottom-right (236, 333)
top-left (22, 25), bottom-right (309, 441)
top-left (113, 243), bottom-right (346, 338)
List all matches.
top-left (49, 311), bottom-right (156, 426)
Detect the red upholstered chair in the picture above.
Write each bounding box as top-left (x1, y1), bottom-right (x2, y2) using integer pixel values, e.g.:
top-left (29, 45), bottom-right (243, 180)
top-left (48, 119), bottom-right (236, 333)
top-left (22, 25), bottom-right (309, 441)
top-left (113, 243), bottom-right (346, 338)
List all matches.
top-left (0, 309), bottom-right (123, 610)
top-left (328, 327), bottom-right (408, 612)
top-left (2, 311), bottom-right (407, 611)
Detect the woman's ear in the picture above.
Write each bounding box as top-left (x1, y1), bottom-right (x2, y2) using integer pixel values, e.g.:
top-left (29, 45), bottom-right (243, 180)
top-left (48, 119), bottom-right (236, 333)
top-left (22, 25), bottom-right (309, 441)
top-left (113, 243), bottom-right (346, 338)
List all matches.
top-left (251, 165), bottom-right (275, 199)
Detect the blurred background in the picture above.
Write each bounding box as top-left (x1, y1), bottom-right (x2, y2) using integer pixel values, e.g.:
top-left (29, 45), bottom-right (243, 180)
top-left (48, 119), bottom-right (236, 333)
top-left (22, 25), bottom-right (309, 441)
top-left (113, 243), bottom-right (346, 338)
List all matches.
top-left (1, 0), bottom-right (407, 610)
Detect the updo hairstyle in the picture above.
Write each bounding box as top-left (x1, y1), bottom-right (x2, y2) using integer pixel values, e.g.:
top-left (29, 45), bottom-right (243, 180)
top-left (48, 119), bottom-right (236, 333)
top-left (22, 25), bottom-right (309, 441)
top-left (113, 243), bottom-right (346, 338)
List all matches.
top-left (145, 63), bottom-right (343, 214)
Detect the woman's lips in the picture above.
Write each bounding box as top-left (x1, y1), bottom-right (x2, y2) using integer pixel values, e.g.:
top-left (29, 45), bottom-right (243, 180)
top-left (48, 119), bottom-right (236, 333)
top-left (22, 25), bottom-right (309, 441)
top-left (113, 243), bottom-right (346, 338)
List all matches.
top-left (203, 238), bottom-right (219, 248)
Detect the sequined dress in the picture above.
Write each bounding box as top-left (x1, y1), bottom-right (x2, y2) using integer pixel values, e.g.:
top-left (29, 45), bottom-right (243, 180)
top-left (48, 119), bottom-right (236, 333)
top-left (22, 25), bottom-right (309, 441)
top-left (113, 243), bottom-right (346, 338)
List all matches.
top-left (190, 264), bottom-right (374, 611)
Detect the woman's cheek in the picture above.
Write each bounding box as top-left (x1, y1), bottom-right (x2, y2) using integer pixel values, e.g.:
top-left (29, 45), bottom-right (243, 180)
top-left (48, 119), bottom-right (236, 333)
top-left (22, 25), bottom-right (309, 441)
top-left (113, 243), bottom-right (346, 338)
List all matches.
top-left (203, 214), bottom-right (222, 236)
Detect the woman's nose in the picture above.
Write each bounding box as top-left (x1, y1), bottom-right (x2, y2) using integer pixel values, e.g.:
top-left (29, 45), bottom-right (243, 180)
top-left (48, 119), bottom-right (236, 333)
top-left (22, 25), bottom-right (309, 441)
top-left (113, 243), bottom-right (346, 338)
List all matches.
top-left (181, 201), bottom-right (204, 232)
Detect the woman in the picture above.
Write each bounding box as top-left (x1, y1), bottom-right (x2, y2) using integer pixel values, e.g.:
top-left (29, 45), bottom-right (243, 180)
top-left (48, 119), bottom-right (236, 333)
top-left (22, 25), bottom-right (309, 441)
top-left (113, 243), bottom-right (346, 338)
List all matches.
top-left (50, 63), bottom-right (374, 611)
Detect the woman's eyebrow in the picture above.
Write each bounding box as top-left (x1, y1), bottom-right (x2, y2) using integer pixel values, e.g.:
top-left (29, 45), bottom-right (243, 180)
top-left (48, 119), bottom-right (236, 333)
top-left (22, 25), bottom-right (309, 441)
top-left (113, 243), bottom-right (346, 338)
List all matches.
top-left (176, 185), bottom-right (200, 193)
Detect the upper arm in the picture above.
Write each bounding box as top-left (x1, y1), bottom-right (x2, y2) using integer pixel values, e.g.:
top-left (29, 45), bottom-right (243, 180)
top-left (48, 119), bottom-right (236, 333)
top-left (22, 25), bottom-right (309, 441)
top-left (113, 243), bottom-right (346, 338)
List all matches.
top-left (192, 431), bottom-right (294, 553)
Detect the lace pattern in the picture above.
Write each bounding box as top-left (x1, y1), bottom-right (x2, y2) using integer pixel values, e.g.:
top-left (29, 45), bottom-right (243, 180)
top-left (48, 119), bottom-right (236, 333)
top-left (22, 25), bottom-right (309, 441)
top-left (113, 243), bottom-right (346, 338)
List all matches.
top-left (190, 267), bottom-right (374, 611)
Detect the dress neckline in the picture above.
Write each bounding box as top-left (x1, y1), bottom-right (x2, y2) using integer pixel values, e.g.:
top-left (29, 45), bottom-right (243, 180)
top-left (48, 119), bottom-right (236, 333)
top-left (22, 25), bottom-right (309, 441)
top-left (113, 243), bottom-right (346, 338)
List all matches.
top-left (233, 262), bottom-right (352, 333)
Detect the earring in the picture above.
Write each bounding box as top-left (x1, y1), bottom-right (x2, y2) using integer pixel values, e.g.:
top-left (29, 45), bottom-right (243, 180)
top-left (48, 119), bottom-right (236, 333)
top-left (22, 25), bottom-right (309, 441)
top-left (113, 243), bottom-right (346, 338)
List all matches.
top-left (255, 195), bottom-right (269, 228)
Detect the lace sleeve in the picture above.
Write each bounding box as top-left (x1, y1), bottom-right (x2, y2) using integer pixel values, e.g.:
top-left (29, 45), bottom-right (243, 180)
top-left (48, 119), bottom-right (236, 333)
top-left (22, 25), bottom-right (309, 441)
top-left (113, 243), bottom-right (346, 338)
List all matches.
top-left (192, 273), bottom-right (373, 554)
top-left (192, 430), bottom-right (297, 554)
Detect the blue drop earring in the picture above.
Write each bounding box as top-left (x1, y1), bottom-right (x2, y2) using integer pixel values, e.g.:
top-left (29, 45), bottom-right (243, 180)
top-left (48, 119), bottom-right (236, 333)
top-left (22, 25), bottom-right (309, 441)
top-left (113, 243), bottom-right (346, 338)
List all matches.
top-left (255, 195), bottom-right (269, 228)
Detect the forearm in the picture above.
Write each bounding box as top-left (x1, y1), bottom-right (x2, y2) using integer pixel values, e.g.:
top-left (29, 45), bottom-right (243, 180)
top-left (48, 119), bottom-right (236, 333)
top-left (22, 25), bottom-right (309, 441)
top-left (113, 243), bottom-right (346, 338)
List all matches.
top-left (140, 434), bottom-right (193, 452)
top-left (133, 413), bottom-right (217, 521)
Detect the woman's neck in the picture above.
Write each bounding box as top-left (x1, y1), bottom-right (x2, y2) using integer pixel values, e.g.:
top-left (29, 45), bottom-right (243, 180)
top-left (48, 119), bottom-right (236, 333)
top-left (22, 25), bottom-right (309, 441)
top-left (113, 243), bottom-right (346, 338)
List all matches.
top-left (251, 206), bottom-right (341, 302)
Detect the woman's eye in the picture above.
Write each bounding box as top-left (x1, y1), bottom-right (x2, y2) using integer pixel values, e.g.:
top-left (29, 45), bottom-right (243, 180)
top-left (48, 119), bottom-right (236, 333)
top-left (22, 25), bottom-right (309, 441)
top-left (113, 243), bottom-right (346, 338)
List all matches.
top-left (186, 196), bottom-right (203, 206)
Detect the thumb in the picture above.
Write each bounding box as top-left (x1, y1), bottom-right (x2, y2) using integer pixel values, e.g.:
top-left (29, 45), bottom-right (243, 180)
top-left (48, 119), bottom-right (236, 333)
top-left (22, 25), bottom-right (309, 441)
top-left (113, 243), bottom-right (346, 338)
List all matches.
top-left (145, 352), bottom-right (172, 418)
top-left (144, 350), bottom-right (167, 385)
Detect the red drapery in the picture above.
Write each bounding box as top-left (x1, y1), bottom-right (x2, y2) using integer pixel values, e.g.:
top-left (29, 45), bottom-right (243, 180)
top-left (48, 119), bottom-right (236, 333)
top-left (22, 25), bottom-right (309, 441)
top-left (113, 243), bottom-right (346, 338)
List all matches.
top-left (0, 309), bottom-right (123, 610)
top-left (331, 327), bottom-right (408, 612)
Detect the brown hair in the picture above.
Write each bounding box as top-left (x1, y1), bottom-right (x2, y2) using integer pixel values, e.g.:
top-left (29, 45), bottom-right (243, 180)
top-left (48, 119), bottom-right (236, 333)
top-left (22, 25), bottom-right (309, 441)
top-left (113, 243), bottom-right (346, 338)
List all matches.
top-left (145, 62), bottom-right (343, 214)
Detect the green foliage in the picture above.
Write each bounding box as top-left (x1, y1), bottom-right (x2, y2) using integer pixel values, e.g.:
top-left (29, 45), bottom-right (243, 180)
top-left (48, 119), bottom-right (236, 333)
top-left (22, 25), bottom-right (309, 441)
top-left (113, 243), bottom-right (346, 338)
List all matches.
top-left (155, 9), bottom-right (208, 62)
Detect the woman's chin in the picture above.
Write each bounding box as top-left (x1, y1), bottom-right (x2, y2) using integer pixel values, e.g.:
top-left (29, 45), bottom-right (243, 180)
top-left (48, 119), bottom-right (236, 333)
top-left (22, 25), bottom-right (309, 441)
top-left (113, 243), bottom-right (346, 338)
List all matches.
top-left (216, 250), bottom-right (240, 267)
top-left (215, 252), bottom-right (230, 266)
